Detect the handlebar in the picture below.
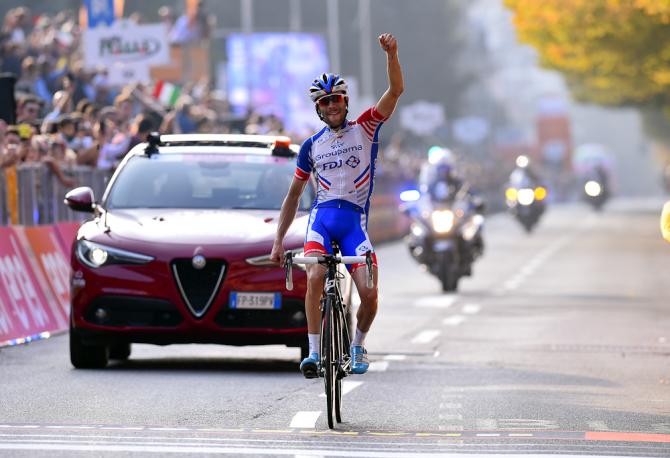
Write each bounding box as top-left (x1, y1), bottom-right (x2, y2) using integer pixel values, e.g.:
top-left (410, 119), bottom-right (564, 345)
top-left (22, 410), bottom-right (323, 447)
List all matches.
top-left (284, 251), bottom-right (374, 290)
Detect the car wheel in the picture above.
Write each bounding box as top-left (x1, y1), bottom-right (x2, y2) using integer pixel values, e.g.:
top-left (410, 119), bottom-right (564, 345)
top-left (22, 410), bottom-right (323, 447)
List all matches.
top-left (70, 324), bottom-right (109, 369)
top-left (109, 343), bottom-right (131, 360)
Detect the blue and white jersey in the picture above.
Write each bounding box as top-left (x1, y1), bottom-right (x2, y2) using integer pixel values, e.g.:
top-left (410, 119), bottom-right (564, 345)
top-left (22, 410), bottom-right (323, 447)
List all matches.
top-left (295, 107), bottom-right (387, 215)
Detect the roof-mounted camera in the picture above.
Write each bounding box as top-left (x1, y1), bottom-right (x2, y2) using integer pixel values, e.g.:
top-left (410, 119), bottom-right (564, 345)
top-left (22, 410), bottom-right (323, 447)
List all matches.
top-left (145, 132), bottom-right (162, 156)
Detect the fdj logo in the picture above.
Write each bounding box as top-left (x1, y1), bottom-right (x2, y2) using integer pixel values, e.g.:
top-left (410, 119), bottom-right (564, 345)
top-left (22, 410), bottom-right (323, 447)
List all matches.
top-left (345, 156), bottom-right (360, 168)
top-left (322, 160), bottom-right (342, 170)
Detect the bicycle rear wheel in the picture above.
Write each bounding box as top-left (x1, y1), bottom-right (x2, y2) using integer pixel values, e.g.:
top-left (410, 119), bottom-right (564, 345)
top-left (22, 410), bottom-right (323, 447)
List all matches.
top-left (322, 296), bottom-right (337, 429)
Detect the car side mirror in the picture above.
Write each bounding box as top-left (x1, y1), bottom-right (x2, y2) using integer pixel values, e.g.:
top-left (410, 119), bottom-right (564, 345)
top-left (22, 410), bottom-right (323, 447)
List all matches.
top-left (64, 186), bottom-right (96, 213)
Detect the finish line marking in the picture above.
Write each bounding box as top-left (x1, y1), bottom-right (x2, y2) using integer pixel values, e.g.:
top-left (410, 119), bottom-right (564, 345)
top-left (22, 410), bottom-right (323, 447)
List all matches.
top-left (289, 411), bottom-right (321, 429)
top-left (0, 425), bottom-right (669, 444)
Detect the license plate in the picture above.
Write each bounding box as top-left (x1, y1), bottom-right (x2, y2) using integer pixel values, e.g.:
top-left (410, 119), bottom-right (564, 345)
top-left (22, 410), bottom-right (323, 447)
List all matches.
top-left (229, 292), bottom-right (281, 310)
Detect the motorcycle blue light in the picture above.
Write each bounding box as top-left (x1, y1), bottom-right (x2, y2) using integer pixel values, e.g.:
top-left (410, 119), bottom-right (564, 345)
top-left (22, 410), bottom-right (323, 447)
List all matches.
top-left (400, 190), bottom-right (421, 202)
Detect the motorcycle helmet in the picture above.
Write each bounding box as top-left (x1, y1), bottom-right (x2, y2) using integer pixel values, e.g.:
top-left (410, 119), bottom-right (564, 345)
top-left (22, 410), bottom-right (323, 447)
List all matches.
top-left (433, 150), bottom-right (456, 180)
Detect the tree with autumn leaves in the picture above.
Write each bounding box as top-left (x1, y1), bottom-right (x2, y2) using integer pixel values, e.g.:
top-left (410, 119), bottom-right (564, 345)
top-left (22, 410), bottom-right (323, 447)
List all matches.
top-left (505, 0), bottom-right (670, 152)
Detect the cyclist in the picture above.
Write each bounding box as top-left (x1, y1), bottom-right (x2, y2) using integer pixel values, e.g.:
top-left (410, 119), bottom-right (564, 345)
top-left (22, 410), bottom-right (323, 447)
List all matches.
top-left (270, 33), bottom-right (404, 378)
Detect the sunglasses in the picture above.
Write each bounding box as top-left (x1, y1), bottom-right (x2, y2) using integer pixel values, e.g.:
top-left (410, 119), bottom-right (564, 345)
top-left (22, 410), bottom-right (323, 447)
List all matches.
top-left (317, 94), bottom-right (344, 107)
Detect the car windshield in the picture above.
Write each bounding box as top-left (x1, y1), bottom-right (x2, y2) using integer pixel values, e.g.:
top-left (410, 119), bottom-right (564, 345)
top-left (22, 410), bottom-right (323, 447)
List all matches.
top-left (105, 153), bottom-right (314, 210)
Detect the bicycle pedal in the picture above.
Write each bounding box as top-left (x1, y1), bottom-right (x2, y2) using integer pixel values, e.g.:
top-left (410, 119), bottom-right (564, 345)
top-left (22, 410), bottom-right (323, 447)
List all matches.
top-left (301, 365), bottom-right (319, 379)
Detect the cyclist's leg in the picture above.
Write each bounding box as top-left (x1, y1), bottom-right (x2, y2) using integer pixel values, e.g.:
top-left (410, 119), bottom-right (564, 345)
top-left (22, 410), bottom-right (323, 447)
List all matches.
top-left (301, 209), bottom-right (332, 377)
top-left (337, 210), bottom-right (378, 374)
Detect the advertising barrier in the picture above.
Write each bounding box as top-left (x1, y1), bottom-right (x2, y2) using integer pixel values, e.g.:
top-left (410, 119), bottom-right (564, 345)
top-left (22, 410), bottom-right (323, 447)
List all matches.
top-left (23, 226), bottom-right (72, 323)
top-left (54, 222), bottom-right (80, 257)
top-left (0, 227), bottom-right (66, 345)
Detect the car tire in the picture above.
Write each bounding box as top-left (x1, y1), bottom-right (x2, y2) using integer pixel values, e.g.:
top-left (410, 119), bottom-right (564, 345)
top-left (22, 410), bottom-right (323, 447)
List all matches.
top-left (70, 324), bottom-right (109, 369)
top-left (109, 343), bottom-right (131, 360)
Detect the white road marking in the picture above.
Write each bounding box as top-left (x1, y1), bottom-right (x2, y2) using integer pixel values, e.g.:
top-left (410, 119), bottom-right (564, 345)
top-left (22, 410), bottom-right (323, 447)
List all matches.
top-left (147, 427), bottom-right (190, 431)
top-left (500, 227), bottom-right (583, 292)
top-left (439, 403), bottom-right (462, 409)
top-left (503, 278), bottom-right (521, 290)
top-left (383, 354), bottom-right (406, 361)
top-left (587, 420), bottom-right (611, 431)
top-left (99, 427), bottom-right (144, 431)
top-left (0, 443), bottom-right (590, 457)
top-left (318, 381), bottom-right (363, 398)
top-left (461, 304), bottom-right (481, 314)
top-left (413, 295), bottom-right (457, 308)
top-left (442, 315), bottom-right (466, 326)
top-left (0, 425), bottom-right (39, 429)
top-left (476, 419), bottom-right (497, 429)
top-left (411, 330), bottom-right (440, 344)
top-left (368, 361), bottom-right (389, 372)
top-left (438, 413), bottom-right (463, 421)
top-left (289, 411), bottom-right (321, 429)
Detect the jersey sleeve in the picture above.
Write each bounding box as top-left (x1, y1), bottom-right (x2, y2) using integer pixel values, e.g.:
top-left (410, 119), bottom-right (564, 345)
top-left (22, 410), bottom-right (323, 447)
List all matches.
top-left (295, 137), bottom-right (313, 181)
top-left (356, 107), bottom-right (388, 142)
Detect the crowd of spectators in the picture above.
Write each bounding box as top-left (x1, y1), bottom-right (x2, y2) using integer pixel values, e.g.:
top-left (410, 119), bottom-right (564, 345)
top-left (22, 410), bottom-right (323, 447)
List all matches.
top-left (0, 4), bottom-right (291, 183)
top-left (0, 3), bottom-right (508, 226)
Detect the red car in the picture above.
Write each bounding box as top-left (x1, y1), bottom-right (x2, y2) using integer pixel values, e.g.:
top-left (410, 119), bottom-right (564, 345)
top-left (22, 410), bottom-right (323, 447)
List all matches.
top-left (65, 134), bottom-right (352, 368)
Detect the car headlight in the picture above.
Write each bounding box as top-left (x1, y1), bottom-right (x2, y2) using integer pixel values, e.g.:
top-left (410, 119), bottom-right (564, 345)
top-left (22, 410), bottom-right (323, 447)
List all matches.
top-left (431, 210), bottom-right (455, 234)
top-left (517, 188), bottom-right (535, 206)
top-left (246, 247), bottom-right (306, 270)
top-left (76, 239), bottom-right (154, 269)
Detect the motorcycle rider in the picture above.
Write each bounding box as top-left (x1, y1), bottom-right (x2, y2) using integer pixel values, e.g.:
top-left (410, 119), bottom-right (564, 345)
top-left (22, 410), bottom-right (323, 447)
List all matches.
top-left (419, 148), bottom-right (484, 262)
top-left (508, 155), bottom-right (542, 191)
top-left (421, 149), bottom-right (465, 203)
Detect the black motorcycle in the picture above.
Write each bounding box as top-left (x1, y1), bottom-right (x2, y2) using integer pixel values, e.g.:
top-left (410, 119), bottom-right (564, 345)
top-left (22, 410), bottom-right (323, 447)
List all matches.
top-left (505, 185), bottom-right (547, 232)
top-left (400, 188), bottom-right (485, 292)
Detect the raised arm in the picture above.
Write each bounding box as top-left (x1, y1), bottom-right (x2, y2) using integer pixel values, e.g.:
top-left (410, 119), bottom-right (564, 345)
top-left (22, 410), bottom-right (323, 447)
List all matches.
top-left (375, 33), bottom-right (404, 119)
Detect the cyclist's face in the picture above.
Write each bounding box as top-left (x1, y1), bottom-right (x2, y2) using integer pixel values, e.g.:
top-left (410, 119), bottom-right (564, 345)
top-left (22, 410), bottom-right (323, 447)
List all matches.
top-left (317, 94), bottom-right (347, 127)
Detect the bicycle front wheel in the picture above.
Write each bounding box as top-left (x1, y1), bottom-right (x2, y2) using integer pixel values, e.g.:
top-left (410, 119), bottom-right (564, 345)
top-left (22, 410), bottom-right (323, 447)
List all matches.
top-left (334, 302), bottom-right (344, 423)
top-left (322, 296), bottom-right (337, 429)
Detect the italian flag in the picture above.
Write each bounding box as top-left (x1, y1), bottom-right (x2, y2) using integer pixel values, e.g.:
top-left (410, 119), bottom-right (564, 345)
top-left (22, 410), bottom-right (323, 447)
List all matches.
top-left (152, 81), bottom-right (181, 107)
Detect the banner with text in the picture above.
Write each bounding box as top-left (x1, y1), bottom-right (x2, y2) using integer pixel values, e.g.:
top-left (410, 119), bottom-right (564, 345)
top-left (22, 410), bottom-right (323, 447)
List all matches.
top-left (82, 20), bottom-right (170, 86)
top-left (0, 227), bottom-right (64, 344)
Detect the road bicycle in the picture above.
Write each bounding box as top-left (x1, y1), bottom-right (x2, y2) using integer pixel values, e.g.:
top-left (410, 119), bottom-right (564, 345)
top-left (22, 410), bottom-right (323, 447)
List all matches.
top-left (284, 248), bottom-right (373, 428)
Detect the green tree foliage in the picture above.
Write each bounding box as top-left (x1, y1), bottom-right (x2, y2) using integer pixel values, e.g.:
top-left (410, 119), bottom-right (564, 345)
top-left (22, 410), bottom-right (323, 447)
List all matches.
top-left (505, 0), bottom-right (670, 108)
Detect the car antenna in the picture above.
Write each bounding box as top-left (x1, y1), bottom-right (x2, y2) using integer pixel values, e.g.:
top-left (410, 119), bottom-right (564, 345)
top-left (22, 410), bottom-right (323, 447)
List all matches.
top-left (145, 132), bottom-right (162, 156)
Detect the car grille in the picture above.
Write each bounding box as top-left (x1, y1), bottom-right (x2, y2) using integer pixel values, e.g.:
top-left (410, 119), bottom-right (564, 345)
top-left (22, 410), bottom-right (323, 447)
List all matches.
top-left (171, 258), bottom-right (227, 318)
top-left (84, 296), bottom-right (183, 327)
